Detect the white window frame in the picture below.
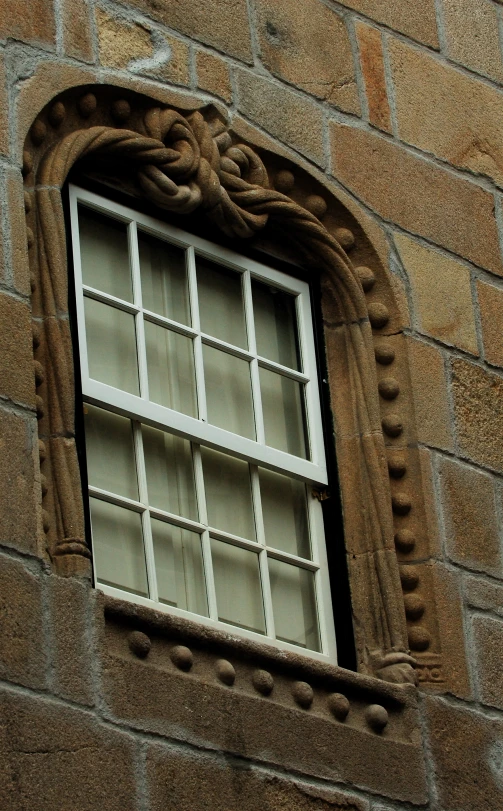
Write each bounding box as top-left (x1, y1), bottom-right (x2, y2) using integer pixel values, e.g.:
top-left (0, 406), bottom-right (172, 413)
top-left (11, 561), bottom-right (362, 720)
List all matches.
top-left (69, 184), bottom-right (337, 664)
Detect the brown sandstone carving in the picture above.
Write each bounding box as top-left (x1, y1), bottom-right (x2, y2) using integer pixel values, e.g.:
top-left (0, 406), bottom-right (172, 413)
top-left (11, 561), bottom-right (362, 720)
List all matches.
top-left (24, 84), bottom-right (423, 684)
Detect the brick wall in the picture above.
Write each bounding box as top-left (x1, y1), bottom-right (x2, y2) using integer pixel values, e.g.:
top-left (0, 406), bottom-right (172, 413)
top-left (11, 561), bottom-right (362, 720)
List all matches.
top-left (1, 2), bottom-right (503, 809)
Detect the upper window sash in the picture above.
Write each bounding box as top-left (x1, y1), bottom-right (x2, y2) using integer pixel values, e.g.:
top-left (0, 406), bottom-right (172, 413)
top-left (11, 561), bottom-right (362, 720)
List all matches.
top-left (69, 185), bottom-right (328, 486)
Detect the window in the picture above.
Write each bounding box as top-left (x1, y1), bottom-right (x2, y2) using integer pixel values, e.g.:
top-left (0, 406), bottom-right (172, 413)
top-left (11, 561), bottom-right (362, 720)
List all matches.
top-left (69, 184), bottom-right (337, 663)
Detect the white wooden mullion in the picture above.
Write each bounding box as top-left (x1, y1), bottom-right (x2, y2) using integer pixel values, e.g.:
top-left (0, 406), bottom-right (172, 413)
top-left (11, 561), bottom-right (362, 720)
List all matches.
top-left (193, 445), bottom-right (218, 620)
top-left (242, 269), bottom-right (265, 446)
top-left (256, 356), bottom-right (309, 384)
top-left (187, 246), bottom-right (207, 423)
top-left (143, 309), bottom-right (197, 338)
top-left (88, 485), bottom-right (145, 513)
top-left (250, 465), bottom-right (275, 639)
top-left (82, 286), bottom-right (140, 314)
top-left (307, 492), bottom-right (337, 661)
top-left (200, 333), bottom-right (255, 363)
top-left (83, 380), bottom-right (328, 485)
top-left (134, 421), bottom-right (158, 602)
top-left (129, 221), bottom-right (150, 401)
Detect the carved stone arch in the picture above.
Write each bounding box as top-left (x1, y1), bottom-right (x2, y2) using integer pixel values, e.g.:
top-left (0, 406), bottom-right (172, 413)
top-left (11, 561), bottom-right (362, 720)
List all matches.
top-left (24, 83), bottom-right (421, 684)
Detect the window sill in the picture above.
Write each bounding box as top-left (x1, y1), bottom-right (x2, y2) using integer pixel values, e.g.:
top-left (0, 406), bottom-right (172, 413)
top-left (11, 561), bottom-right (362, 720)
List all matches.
top-left (100, 593), bottom-right (427, 805)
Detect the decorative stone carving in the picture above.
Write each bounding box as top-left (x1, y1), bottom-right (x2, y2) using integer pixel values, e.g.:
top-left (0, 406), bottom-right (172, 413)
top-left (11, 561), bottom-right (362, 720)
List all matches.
top-left (24, 84), bottom-right (417, 684)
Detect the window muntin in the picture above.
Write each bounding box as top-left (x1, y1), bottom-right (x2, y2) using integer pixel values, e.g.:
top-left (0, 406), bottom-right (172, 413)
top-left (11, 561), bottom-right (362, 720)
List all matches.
top-left (70, 185), bottom-right (336, 663)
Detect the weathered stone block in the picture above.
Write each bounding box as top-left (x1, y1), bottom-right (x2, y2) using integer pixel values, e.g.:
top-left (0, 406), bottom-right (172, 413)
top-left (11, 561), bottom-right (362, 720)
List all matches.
top-left (7, 169), bottom-right (31, 296)
top-left (196, 51), bottom-right (232, 103)
top-left (389, 37), bottom-right (503, 189)
top-left (442, 0), bottom-right (503, 82)
top-left (465, 574), bottom-right (503, 619)
top-left (0, 410), bottom-right (38, 554)
top-left (97, 10), bottom-right (190, 86)
top-left (355, 22), bottom-right (391, 133)
top-left (439, 456), bottom-right (501, 576)
top-left (62, 0), bottom-right (93, 62)
top-left (430, 562), bottom-right (471, 699)
top-left (255, 0), bottom-right (359, 114)
top-left (0, 0), bottom-right (55, 47)
top-left (147, 746), bottom-right (369, 811)
top-left (0, 58), bottom-right (8, 157)
top-left (330, 123), bottom-right (502, 275)
top-left (0, 689), bottom-right (137, 811)
top-left (335, 0), bottom-right (439, 47)
top-left (100, 607), bottom-right (427, 804)
top-left (236, 69), bottom-right (325, 166)
top-left (122, 0), bottom-right (252, 62)
top-left (407, 337), bottom-right (453, 451)
top-left (0, 556), bottom-right (45, 689)
top-left (395, 234), bottom-right (478, 354)
top-left (48, 576), bottom-right (94, 705)
top-left (0, 293), bottom-right (36, 407)
top-left (425, 696), bottom-right (503, 811)
top-left (477, 280), bottom-right (503, 368)
top-left (472, 615), bottom-right (503, 710)
top-left (451, 358), bottom-right (503, 473)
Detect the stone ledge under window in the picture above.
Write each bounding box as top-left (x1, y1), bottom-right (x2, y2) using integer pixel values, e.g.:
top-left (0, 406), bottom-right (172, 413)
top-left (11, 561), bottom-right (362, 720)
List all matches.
top-left (101, 594), bottom-right (427, 805)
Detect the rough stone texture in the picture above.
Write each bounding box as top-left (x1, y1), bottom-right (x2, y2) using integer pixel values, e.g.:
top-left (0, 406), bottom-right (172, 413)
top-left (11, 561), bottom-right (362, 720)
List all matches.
top-left (0, 58), bottom-right (8, 157)
top-left (0, 293), bottom-right (36, 407)
top-left (465, 574), bottom-right (503, 618)
top-left (122, 0), bottom-right (252, 61)
top-left (7, 170), bottom-right (31, 296)
top-left (0, 689), bottom-right (137, 811)
top-left (335, 1), bottom-right (439, 46)
top-left (330, 123), bottom-right (503, 275)
top-left (48, 576), bottom-right (94, 705)
top-left (442, 0), bottom-right (503, 82)
top-left (355, 22), bottom-right (391, 132)
top-left (63, 0), bottom-right (93, 63)
top-left (477, 280), bottom-right (503, 367)
top-left (430, 563), bottom-right (472, 699)
top-left (236, 69), bottom-right (325, 165)
top-left (451, 358), bottom-right (503, 473)
top-left (102, 624), bottom-right (427, 803)
top-left (389, 38), bottom-right (503, 189)
top-left (395, 234), bottom-right (478, 353)
top-left (255, 0), bottom-right (360, 114)
top-left (147, 746), bottom-right (369, 811)
top-left (426, 696), bottom-right (503, 811)
top-left (196, 50), bottom-right (232, 102)
top-left (97, 9), bottom-right (190, 85)
top-left (0, 411), bottom-right (38, 553)
top-left (472, 615), bottom-right (503, 710)
top-left (0, 556), bottom-right (45, 689)
top-left (407, 337), bottom-right (453, 451)
top-left (97, 8), bottom-right (152, 69)
top-left (0, 0), bottom-right (56, 47)
top-left (438, 456), bottom-right (501, 575)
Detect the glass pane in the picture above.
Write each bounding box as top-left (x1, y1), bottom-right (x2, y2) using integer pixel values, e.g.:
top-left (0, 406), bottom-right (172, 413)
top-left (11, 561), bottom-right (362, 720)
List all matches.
top-left (143, 426), bottom-right (197, 520)
top-left (260, 368), bottom-right (308, 459)
top-left (268, 558), bottom-right (320, 651)
top-left (151, 519), bottom-right (207, 616)
top-left (203, 345), bottom-right (255, 439)
top-left (139, 231), bottom-right (190, 325)
top-left (90, 497), bottom-right (147, 597)
top-left (197, 257), bottom-right (247, 348)
top-left (145, 322), bottom-right (197, 417)
top-left (211, 539), bottom-right (265, 634)
top-left (201, 446), bottom-right (255, 540)
top-left (78, 205), bottom-right (132, 302)
top-left (252, 280), bottom-right (300, 370)
top-left (84, 297), bottom-right (139, 395)
top-left (84, 405), bottom-right (138, 501)
top-left (259, 468), bottom-right (310, 558)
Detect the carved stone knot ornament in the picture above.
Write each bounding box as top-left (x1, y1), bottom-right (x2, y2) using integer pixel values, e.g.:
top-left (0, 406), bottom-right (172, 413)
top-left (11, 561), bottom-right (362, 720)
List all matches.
top-left (24, 85), bottom-right (417, 684)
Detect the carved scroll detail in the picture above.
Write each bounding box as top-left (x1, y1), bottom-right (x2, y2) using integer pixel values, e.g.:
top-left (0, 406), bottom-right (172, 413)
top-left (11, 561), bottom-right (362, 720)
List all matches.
top-left (26, 89), bottom-right (414, 682)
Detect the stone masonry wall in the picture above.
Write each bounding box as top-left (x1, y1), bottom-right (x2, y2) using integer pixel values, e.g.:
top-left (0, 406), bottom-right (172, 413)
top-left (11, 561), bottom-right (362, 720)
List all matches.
top-left (2, 1), bottom-right (503, 809)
